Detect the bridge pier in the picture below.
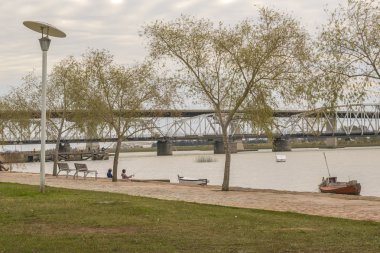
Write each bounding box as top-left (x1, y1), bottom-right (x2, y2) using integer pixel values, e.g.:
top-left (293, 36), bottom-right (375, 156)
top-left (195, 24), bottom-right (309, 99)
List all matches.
top-left (272, 137), bottom-right (291, 152)
top-left (157, 140), bottom-right (173, 156)
top-left (214, 140), bottom-right (238, 154)
top-left (236, 139), bottom-right (245, 151)
top-left (325, 137), bottom-right (338, 148)
top-left (59, 142), bottom-right (71, 152)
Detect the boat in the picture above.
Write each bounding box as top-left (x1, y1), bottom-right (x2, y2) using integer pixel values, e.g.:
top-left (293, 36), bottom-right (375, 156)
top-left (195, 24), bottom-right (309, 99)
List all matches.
top-left (275, 154), bottom-right (286, 162)
top-left (178, 175), bottom-right (209, 186)
top-left (319, 177), bottom-right (361, 195)
top-left (319, 152), bottom-right (361, 195)
top-left (131, 179), bottom-right (170, 183)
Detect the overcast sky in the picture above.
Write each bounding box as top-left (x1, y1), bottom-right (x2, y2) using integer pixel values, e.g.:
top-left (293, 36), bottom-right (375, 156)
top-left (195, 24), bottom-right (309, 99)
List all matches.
top-left (0, 0), bottom-right (345, 95)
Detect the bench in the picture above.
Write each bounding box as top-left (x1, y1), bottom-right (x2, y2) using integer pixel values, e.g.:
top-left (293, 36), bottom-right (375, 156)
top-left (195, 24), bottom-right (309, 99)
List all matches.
top-left (73, 163), bottom-right (98, 180)
top-left (57, 163), bottom-right (76, 178)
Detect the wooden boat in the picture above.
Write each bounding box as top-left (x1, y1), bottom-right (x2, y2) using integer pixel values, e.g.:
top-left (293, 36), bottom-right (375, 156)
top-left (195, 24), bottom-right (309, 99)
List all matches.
top-left (319, 152), bottom-right (361, 195)
top-left (178, 175), bottom-right (209, 186)
top-left (319, 177), bottom-right (361, 195)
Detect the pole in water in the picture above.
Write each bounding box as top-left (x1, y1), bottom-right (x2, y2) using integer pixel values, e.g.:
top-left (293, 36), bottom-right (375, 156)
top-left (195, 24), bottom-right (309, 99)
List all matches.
top-left (323, 152), bottom-right (331, 178)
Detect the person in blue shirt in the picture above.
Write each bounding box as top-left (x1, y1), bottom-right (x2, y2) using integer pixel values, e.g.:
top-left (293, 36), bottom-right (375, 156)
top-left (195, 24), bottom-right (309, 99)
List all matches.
top-left (107, 168), bottom-right (112, 178)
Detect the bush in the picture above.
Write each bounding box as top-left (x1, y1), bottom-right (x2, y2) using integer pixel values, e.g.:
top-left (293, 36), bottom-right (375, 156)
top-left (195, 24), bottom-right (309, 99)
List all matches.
top-left (195, 155), bottom-right (216, 163)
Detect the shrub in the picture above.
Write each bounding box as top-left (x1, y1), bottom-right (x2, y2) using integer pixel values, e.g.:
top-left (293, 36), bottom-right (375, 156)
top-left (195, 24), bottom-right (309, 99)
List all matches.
top-left (195, 155), bottom-right (216, 163)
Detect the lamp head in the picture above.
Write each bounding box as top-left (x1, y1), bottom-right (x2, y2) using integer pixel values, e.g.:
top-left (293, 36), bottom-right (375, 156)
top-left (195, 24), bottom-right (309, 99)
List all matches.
top-left (23, 21), bottom-right (66, 38)
top-left (39, 37), bottom-right (51, 51)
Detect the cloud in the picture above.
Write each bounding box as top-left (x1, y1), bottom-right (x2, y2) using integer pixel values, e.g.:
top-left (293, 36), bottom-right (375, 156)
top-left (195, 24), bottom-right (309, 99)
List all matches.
top-left (0, 0), bottom-right (344, 95)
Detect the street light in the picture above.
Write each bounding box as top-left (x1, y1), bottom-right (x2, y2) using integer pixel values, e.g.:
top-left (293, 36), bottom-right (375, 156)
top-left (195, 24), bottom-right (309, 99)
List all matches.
top-left (23, 21), bottom-right (66, 193)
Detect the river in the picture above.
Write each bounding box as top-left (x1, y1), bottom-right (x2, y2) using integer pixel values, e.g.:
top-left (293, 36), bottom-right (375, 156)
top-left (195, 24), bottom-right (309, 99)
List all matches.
top-left (7, 146), bottom-right (380, 197)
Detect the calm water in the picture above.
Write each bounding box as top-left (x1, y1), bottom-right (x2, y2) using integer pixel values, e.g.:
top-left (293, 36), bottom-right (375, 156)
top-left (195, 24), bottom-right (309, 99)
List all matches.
top-left (8, 147), bottom-right (380, 197)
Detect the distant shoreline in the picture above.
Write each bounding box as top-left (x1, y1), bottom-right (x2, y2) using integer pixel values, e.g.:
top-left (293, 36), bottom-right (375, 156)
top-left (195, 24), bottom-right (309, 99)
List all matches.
top-left (2, 140), bottom-right (380, 154)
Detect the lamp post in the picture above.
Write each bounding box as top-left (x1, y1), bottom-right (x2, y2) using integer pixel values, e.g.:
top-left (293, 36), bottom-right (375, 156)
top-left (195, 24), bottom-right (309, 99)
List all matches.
top-left (23, 21), bottom-right (66, 193)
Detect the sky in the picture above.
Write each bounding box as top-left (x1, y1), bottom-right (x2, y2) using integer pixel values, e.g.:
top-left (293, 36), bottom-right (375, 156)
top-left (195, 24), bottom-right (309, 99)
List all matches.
top-left (0, 0), bottom-right (346, 96)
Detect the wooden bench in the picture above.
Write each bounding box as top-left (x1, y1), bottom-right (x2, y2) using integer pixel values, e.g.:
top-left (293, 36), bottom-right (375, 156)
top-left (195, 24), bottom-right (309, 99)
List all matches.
top-left (57, 163), bottom-right (76, 178)
top-left (73, 163), bottom-right (98, 180)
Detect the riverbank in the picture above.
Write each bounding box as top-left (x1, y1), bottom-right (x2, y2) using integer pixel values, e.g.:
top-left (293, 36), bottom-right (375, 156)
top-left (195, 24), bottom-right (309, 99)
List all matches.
top-left (1, 171), bottom-right (380, 222)
top-left (8, 147), bottom-right (380, 197)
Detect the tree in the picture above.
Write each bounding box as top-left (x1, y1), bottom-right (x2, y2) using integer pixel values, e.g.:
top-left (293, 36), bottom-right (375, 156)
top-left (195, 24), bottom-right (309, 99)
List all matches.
top-left (0, 73), bottom-right (41, 143)
top-left (78, 49), bottom-right (173, 182)
top-left (318, 0), bottom-right (380, 102)
top-left (0, 60), bottom-right (85, 174)
top-left (143, 9), bottom-right (309, 190)
top-left (47, 56), bottom-right (86, 176)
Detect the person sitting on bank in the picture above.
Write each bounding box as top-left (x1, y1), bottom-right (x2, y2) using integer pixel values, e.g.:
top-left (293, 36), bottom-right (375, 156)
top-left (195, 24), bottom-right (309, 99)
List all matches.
top-left (121, 169), bottom-right (134, 180)
top-left (107, 169), bottom-right (112, 178)
top-left (0, 161), bottom-right (9, 171)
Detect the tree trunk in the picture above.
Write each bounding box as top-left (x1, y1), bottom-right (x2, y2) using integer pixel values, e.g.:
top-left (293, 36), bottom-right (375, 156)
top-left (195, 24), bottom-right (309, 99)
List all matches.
top-left (52, 135), bottom-right (62, 176)
top-left (53, 119), bottom-right (65, 176)
top-left (112, 137), bottom-right (122, 182)
top-left (221, 126), bottom-right (231, 191)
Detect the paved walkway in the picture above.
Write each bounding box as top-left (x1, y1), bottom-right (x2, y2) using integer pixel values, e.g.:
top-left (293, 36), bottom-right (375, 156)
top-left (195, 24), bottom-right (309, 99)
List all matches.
top-left (1, 172), bottom-right (380, 222)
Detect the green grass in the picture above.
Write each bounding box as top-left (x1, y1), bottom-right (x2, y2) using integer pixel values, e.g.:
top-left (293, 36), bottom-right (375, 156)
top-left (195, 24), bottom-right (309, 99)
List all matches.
top-left (0, 183), bottom-right (379, 253)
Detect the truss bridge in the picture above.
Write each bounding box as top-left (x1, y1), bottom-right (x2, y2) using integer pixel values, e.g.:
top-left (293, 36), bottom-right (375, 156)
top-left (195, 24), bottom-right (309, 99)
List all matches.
top-left (1, 104), bottom-right (380, 145)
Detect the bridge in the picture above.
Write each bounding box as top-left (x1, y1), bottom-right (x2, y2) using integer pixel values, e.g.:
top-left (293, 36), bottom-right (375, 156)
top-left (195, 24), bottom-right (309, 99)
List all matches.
top-left (1, 104), bottom-right (380, 149)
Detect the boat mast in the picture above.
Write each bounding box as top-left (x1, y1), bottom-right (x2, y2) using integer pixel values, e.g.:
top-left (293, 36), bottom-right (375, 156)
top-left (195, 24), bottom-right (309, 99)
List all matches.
top-left (323, 152), bottom-right (331, 178)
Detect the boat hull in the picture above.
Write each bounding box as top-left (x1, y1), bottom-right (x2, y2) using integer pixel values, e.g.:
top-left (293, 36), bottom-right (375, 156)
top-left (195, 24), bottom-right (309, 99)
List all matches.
top-left (319, 183), bottom-right (361, 195)
top-left (178, 175), bottom-right (208, 186)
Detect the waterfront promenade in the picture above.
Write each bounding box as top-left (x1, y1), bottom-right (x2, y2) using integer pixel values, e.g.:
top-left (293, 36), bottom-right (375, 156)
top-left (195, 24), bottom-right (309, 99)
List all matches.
top-left (1, 171), bottom-right (380, 222)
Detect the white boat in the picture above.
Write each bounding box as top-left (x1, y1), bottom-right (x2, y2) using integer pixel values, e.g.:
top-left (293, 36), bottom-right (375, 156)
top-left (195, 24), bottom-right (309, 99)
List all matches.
top-left (178, 175), bottom-right (209, 186)
top-left (275, 154), bottom-right (286, 162)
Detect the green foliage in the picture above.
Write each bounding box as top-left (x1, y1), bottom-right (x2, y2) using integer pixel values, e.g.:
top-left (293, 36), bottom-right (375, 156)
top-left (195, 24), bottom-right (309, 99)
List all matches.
top-left (0, 73), bottom-right (41, 141)
top-left (73, 49), bottom-right (174, 138)
top-left (143, 9), bottom-right (310, 190)
top-left (69, 49), bottom-right (176, 180)
top-left (243, 92), bottom-right (275, 140)
top-left (0, 183), bottom-right (380, 252)
top-left (314, 0), bottom-right (380, 106)
top-left (0, 48), bottom-right (176, 178)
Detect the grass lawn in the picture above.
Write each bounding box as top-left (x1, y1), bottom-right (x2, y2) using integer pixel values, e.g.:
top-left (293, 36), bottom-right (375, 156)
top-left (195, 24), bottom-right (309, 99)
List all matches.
top-left (0, 183), bottom-right (379, 253)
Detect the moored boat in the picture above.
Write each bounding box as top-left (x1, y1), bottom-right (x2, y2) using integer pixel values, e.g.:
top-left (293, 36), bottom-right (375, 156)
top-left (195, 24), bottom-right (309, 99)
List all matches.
top-left (319, 177), bottom-right (361, 195)
top-left (319, 152), bottom-right (361, 195)
top-left (178, 175), bottom-right (209, 186)
top-left (275, 154), bottom-right (286, 162)
top-left (131, 179), bottom-right (170, 183)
